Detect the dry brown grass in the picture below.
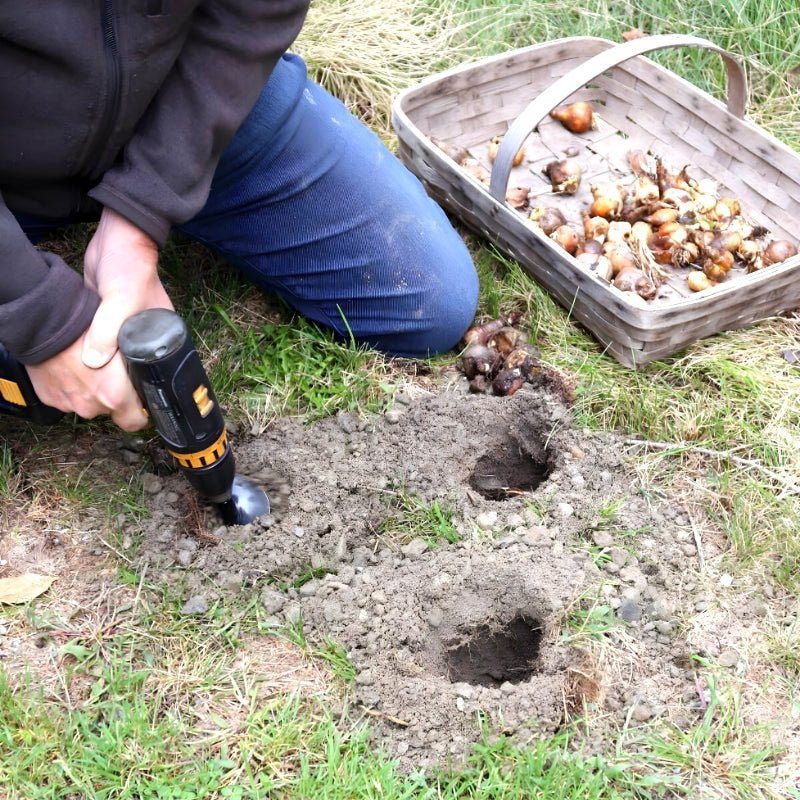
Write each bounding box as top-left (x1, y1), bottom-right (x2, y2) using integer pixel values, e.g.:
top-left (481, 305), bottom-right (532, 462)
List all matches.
top-left (295, 0), bottom-right (489, 137)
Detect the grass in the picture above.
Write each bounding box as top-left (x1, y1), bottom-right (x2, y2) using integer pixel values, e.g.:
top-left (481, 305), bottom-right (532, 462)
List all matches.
top-left (619, 673), bottom-right (784, 800)
top-left (316, 640), bottom-right (357, 684)
top-left (0, 441), bottom-right (20, 498)
top-left (233, 316), bottom-right (391, 422)
top-left (378, 486), bottom-right (461, 547)
top-left (764, 617), bottom-right (800, 678)
top-left (0, 577), bottom-right (792, 798)
top-left (564, 600), bottom-right (621, 643)
top-left (2, 0), bottom-right (800, 797)
top-left (295, 0), bottom-right (497, 138)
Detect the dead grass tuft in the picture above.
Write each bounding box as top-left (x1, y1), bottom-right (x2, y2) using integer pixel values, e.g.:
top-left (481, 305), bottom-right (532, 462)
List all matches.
top-left (189, 636), bottom-right (333, 743)
top-left (295, 0), bottom-right (490, 137)
top-left (564, 658), bottom-right (606, 715)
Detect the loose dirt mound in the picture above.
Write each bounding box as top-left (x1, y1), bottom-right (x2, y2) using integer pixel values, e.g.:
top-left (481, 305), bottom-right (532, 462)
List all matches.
top-left (131, 384), bottom-right (748, 768)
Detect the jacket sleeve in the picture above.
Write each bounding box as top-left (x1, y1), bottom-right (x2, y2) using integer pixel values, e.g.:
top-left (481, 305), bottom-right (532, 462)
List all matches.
top-left (88, 0), bottom-right (311, 246)
top-left (0, 198), bottom-right (99, 364)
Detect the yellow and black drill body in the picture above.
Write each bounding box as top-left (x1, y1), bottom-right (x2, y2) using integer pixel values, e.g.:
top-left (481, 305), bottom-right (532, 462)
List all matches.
top-left (117, 309), bottom-right (236, 505)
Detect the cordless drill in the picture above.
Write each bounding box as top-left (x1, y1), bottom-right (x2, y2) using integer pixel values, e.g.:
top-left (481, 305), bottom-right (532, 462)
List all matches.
top-left (0, 308), bottom-right (269, 525)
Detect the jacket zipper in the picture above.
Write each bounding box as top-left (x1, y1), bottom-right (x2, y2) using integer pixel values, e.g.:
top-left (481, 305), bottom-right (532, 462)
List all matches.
top-left (88, 0), bottom-right (122, 180)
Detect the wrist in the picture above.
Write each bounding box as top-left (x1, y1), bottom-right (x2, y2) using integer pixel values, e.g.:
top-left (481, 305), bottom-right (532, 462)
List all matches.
top-left (88, 183), bottom-right (172, 248)
top-left (85, 207), bottom-right (161, 290)
top-left (99, 207), bottom-right (159, 252)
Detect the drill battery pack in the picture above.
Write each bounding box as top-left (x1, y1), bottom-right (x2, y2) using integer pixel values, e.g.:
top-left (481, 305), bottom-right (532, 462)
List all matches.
top-left (0, 344), bottom-right (64, 425)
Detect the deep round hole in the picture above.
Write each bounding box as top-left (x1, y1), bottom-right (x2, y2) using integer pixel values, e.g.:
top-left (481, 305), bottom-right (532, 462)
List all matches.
top-left (469, 441), bottom-right (553, 500)
top-left (445, 614), bottom-right (543, 686)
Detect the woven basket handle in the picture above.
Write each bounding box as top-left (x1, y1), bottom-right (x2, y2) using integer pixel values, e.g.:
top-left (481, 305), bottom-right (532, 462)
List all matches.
top-left (489, 34), bottom-right (748, 201)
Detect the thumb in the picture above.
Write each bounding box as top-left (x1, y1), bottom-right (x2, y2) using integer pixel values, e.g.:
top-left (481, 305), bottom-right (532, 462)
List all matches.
top-left (82, 298), bottom-right (126, 369)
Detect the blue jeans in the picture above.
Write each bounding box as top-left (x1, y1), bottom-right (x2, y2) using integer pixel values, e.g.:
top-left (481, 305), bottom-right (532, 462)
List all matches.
top-left (18, 54), bottom-right (479, 358)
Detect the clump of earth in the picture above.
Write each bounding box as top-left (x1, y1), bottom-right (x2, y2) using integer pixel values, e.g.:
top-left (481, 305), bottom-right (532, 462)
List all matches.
top-left (122, 380), bottom-right (768, 769)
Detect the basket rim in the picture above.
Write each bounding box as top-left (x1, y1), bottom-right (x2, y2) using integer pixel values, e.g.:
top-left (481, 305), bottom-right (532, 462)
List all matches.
top-left (392, 33), bottom-right (800, 170)
top-left (393, 35), bottom-right (616, 100)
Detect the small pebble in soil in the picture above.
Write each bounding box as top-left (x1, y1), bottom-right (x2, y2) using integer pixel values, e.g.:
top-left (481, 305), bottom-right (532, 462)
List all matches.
top-left (717, 649), bottom-right (741, 668)
top-left (180, 595), bottom-right (208, 615)
top-left (284, 603), bottom-right (302, 625)
top-left (453, 683), bottom-right (474, 699)
top-left (630, 702), bottom-right (653, 722)
top-left (355, 669), bottom-right (375, 686)
top-left (142, 473), bottom-right (163, 494)
top-left (617, 597), bottom-right (642, 622)
top-left (427, 607), bottom-right (443, 628)
top-left (401, 539), bottom-right (429, 557)
top-left (260, 588), bottom-right (287, 614)
top-left (609, 547), bottom-right (628, 567)
top-left (654, 620), bottom-right (674, 636)
top-left (592, 531), bottom-right (614, 548)
top-left (119, 435), bottom-right (147, 453)
top-left (746, 599), bottom-right (768, 618)
top-left (475, 511), bottom-right (498, 530)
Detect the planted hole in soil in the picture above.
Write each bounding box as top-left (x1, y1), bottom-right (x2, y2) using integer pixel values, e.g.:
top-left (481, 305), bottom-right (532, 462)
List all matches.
top-left (445, 614), bottom-right (544, 687)
top-left (469, 439), bottom-right (553, 500)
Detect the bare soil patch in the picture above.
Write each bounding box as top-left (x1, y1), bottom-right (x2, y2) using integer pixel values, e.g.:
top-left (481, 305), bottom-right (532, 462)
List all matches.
top-left (126, 382), bottom-right (795, 773)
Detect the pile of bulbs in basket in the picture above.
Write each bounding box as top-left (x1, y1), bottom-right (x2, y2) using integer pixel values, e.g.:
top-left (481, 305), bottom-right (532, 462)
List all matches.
top-left (431, 100), bottom-right (798, 304)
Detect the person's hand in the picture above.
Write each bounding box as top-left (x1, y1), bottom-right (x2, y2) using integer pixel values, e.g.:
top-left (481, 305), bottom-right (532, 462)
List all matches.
top-left (27, 208), bottom-right (174, 430)
top-left (81, 207), bottom-right (173, 368)
top-left (27, 333), bottom-right (147, 430)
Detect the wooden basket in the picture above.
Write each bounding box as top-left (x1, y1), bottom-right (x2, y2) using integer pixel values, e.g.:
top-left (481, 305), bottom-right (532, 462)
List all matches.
top-left (392, 34), bottom-right (800, 367)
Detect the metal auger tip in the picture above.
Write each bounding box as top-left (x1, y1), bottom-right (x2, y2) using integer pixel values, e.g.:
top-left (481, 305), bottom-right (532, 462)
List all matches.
top-left (216, 474), bottom-right (271, 525)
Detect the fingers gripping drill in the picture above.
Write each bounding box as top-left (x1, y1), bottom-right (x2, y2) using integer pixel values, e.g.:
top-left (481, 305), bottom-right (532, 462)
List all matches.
top-left (0, 308), bottom-right (270, 526)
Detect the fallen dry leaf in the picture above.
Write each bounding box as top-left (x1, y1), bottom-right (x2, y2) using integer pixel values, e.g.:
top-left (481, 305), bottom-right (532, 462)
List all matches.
top-left (0, 573), bottom-right (56, 604)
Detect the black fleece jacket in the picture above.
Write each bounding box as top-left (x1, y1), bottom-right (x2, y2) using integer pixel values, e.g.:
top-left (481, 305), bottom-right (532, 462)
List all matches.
top-left (0, 0), bottom-right (309, 364)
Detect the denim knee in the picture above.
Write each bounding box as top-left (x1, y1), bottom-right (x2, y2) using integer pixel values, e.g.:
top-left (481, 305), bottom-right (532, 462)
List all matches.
top-left (367, 225), bottom-right (479, 358)
top-left (183, 63), bottom-right (480, 359)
